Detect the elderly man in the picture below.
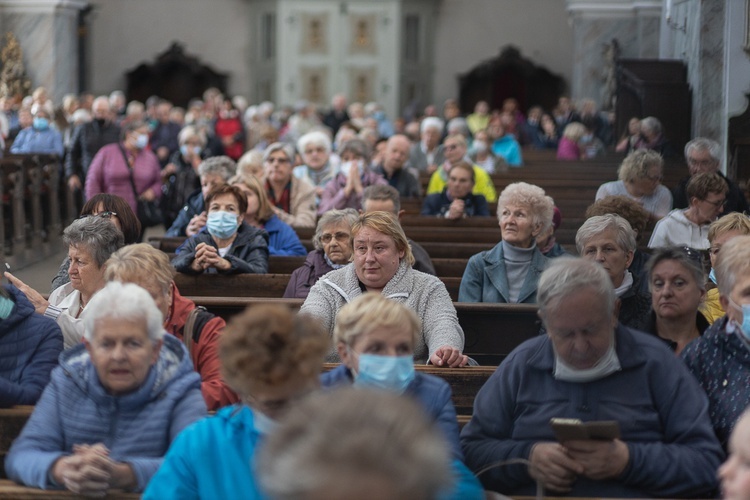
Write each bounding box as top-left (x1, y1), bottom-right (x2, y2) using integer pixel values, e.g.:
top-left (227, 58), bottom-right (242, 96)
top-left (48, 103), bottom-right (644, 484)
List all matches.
top-left (461, 257), bottom-right (723, 498)
top-left (672, 137), bottom-right (749, 214)
top-left (9, 108), bottom-right (63, 156)
top-left (374, 134), bottom-right (421, 198)
top-left (362, 184), bottom-right (436, 276)
top-left (409, 117), bottom-right (445, 174)
top-left (65, 96), bottom-right (121, 193)
top-left (636, 116), bottom-right (675, 159)
top-left (150, 100), bottom-right (182, 167)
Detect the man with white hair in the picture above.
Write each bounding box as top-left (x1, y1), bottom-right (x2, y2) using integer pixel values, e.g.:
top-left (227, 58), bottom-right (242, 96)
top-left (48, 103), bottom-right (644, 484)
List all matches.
top-left (409, 117), bottom-right (445, 173)
top-left (374, 134), bottom-right (421, 198)
top-left (672, 137), bottom-right (748, 214)
top-left (461, 257), bottom-right (723, 497)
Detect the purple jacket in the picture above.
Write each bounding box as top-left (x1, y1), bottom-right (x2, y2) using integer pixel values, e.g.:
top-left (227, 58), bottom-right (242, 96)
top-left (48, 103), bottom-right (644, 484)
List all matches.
top-left (283, 250), bottom-right (334, 299)
top-left (318, 171), bottom-right (387, 213)
top-left (85, 142), bottom-right (162, 214)
top-left (556, 137), bottom-right (581, 160)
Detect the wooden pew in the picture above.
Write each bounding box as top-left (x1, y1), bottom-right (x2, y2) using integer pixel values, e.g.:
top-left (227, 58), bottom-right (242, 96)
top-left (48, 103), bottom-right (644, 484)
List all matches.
top-left (0, 406), bottom-right (33, 480)
top-left (187, 296), bottom-right (541, 366)
top-left (0, 479), bottom-right (139, 498)
top-left (175, 272), bottom-right (464, 301)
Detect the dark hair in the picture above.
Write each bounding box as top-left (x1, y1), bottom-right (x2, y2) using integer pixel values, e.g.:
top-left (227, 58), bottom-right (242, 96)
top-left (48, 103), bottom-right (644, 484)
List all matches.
top-left (205, 184), bottom-right (249, 215)
top-left (81, 194), bottom-right (141, 244)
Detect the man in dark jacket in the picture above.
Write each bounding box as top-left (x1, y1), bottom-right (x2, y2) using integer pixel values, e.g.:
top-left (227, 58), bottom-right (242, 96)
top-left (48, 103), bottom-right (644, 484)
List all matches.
top-left (0, 285), bottom-right (62, 407)
top-left (374, 135), bottom-right (421, 199)
top-left (672, 137), bottom-right (749, 214)
top-left (65, 96), bottom-right (120, 193)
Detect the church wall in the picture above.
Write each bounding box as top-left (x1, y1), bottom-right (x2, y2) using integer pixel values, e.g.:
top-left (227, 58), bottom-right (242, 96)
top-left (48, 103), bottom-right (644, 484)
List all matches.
top-left (431, 0), bottom-right (574, 111)
top-left (87, 0), bottom-right (251, 98)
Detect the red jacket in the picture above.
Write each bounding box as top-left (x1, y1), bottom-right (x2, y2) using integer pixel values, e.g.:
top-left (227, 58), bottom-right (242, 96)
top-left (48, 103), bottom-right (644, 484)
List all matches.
top-left (165, 286), bottom-right (238, 410)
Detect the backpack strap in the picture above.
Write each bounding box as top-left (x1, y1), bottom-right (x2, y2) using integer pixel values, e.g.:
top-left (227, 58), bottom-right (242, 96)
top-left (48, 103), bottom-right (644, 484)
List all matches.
top-left (182, 306), bottom-right (214, 358)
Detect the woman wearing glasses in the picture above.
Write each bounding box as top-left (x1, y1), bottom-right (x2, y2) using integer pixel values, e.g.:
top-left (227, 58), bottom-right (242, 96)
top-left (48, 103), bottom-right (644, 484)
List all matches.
top-left (648, 172), bottom-right (728, 250)
top-left (50, 193), bottom-right (141, 293)
top-left (284, 209), bottom-right (358, 299)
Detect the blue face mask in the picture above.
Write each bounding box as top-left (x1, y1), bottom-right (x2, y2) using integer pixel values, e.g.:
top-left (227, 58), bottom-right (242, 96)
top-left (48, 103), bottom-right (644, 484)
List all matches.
top-left (709, 268), bottom-right (718, 285)
top-left (253, 409), bottom-right (278, 435)
top-left (353, 352), bottom-right (415, 394)
top-left (727, 298), bottom-right (750, 347)
top-left (180, 145), bottom-right (202, 157)
top-left (33, 117), bottom-right (49, 130)
top-left (0, 294), bottom-right (14, 320)
top-left (135, 133), bottom-right (149, 150)
top-left (206, 211), bottom-right (239, 239)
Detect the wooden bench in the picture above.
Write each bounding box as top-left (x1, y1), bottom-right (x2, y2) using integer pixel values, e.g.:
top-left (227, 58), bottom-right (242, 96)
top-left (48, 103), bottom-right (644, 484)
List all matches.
top-left (187, 296), bottom-right (541, 366)
top-left (0, 479), bottom-right (139, 498)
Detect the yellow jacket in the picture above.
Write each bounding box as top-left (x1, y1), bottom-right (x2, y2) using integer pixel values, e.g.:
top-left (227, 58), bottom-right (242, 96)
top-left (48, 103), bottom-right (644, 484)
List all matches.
top-left (700, 287), bottom-right (724, 325)
top-left (426, 164), bottom-right (497, 203)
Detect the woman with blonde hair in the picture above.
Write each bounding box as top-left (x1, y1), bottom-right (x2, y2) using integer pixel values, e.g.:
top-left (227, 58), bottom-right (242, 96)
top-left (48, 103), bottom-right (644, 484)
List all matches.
top-left (302, 211), bottom-right (467, 367)
top-left (230, 174), bottom-right (306, 256)
top-left (556, 122), bottom-right (585, 160)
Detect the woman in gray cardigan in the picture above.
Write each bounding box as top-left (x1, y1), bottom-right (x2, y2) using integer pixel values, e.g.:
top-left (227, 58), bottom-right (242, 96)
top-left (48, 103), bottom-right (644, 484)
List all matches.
top-left (301, 211), bottom-right (468, 367)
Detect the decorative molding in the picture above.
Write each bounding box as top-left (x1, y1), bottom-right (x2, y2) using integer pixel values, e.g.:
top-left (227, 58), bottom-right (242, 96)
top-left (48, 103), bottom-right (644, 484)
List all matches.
top-left (745, 0), bottom-right (750, 55)
top-left (0, 0), bottom-right (89, 12)
top-left (566, 0), bottom-right (662, 18)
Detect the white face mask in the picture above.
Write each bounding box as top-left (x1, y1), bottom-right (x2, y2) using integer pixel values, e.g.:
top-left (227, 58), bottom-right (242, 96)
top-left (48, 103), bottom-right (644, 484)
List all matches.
top-left (253, 409), bottom-right (278, 435)
top-left (553, 340), bottom-right (621, 383)
top-left (340, 160), bottom-right (363, 179)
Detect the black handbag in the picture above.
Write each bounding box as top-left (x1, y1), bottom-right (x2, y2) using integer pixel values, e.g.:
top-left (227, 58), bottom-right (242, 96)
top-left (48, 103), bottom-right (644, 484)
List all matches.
top-left (119, 146), bottom-right (163, 227)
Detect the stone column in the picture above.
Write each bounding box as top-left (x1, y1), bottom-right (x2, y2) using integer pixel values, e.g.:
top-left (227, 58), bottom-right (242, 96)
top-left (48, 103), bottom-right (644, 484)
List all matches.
top-left (0, 0), bottom-right (89, 102)
top-left (565, 0), bottom-right (662, 106)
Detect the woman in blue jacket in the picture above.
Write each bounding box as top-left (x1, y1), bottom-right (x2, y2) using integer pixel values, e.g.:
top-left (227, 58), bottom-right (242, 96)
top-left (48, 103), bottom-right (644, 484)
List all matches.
top-left (5, 282), bottom-right (206, 495)
top-left (230, 173), bottom-right (306, 256)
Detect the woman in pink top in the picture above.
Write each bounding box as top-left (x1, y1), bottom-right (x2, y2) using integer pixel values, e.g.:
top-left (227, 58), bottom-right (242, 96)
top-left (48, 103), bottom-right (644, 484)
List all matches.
top-left (85, 120), bottom-right (162, 226)
top-left (556, 122), bottom-right (585, 160)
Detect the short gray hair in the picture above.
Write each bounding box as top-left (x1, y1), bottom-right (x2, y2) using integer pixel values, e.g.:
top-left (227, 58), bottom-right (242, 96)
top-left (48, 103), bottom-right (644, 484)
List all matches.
top-left (497, 182), bottom-right (554, 235)
top-left (684, 137), bottom-right (721, 164)
top-left (538, 257), bottom-right (616, 321)
top-left (362, 184), bottom-right (400, 213)
top-left (297, 131), bottom-right (332, 156)
top-left (420, 117), bottom-right (444, 135)
top-left (576, 214), bottom-right (636, 254)
top-left (447, 117), bottom-right (470, 137)
top-left (178, 125), bottom-right (207, 147)
top-left (257, 387), bottom-right (451, 500)
top-left (263, 142), bottom-right (295, 163)
top-left (640, 116), bottom-right (662, 136)
top-left (63, 216), bottom-right (124, 268)
top-left (198, 155), bottom-right (236, 180)
top-left (83, 281), bottom-right (165, 343)
top-left (313, 209), bottom-right (358, 250)
top-left (716, 235), bottom-right (750, 298)
top-left (338, 138), bottom-right (371, 163)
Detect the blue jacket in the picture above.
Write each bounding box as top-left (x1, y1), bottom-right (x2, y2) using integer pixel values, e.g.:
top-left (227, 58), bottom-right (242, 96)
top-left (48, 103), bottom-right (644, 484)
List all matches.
top-left (9, 126), bottom-right (64, 156)
top-left (0, 285), bottom-right (62, 407)
top-left (490, 135), bottom-right (522, 166)
top-left (5, 335), bottom-right (207, 492)
top-left (321, 365), bottom-right (483, 499)
top-left (458, 242), bottom-right (547, 303)
top-left (263, 214), bottom-right (307, 256)
top-left (165, 189), bottom-right (204, 237)
top-left (460, 325), bottom-right (724, 497)
top-left (143, 405), bottom-right (265, 500)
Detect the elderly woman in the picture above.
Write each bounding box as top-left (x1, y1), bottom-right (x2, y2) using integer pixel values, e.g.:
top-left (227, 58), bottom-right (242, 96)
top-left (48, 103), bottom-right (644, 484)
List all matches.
top-left (106, 244), bottom-right (237, 410)
top-left (702, 213), bottom-right (750, 323)
top-left (461, 258), bottom-right (723, 497)
top-left (576, 214), bottom-right (651, 332)
top-left (643, 247), bottom-right (710, 354)
top-left (719, 408), bottom-right (750, 499)
top-left (172, 185), bottom-right (269, 275)
top-left (459, 182), bottom-right (552, 304)
top-left (426, 134), bottom-right (497, 203)
top-left (284, 208), bottom-right (358, 299)
top-left (143, 303), bottom-right (328, 499)
top-left (161, 125), bottom-right (210, 228)
top-left (165, 156), bottom-right (236, 237)
top-left (421, 160), bottom-right (489, 218)
top-left (302, 212), bottom-right (467, 367)
top-left (85, 120), bottom-right (162, 230)
top-left (294, 130), bottom-right (338, 199)
top-left (51, 193), bottom-right (141, 293)
top-left (595, 149), bottom-right (672, 221)
top-left (263, 142), bottom-right (317, 228)
top-left (9, 107), bottom-right (64, 156)
top-left (318, 138), bottom-right (387, 213)
top-left (649, 172), bottom-right (728, 250)
top-left (6, 217), bottom-right (124, 348)
top-left (230, 174), bottom-right (306, 256)
top-left (682, 235), bottom-right (750, 449)
top-left (5, 282), bottom-right (206, 495)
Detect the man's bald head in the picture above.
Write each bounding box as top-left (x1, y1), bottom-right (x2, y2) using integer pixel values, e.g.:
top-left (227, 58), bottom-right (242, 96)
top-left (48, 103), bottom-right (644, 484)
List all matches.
top-left (383, 134), bottom-right (411, 172)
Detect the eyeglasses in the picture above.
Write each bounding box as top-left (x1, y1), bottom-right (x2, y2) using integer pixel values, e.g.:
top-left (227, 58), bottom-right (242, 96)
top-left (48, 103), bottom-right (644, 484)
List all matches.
top-left (320, 232), bottom-right (350, 244)
top-left (78, 211), bottom-right (117, 220)
top-left (700, 197), bottom-right (726, 208)
top-left (644, 173), bottom-right (662, 182)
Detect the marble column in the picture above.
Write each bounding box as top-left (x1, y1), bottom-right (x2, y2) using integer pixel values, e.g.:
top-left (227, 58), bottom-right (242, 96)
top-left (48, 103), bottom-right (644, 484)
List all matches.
top-left (565, 0), bottom-right (662, 106)
top-left (694, 0), bottom-right (725, 142)
top-left (0, 0), bottom-right (88, 102)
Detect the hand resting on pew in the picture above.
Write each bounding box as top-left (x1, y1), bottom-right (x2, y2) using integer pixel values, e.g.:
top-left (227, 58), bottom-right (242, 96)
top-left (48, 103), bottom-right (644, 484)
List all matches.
top-left (51, 443), bottom-right (136, 496)
top-left (431, 345), bottom-right (469, 368)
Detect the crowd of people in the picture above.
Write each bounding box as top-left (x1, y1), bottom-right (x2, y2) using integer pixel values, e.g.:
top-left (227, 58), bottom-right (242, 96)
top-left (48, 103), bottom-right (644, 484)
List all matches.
top-left (0, 86), bottom-right (749, 498)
